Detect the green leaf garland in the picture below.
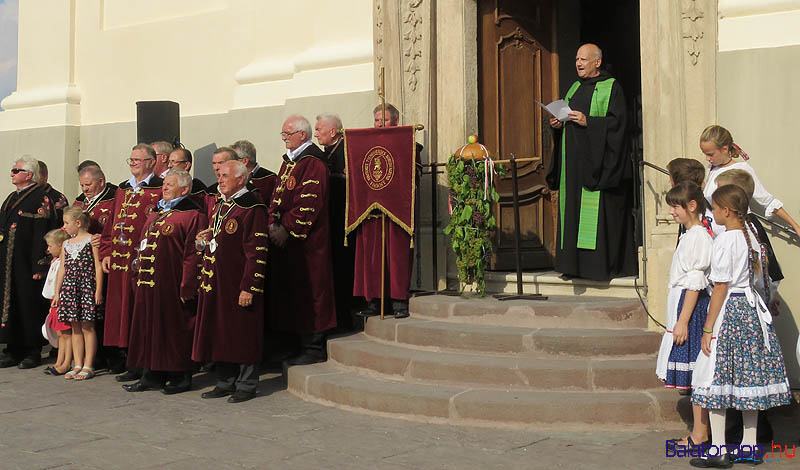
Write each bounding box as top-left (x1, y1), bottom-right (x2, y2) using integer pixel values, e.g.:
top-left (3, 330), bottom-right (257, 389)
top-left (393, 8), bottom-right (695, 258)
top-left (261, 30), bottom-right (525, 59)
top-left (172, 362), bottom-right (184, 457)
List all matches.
top-left (444, 156), bottom-right (504, 296)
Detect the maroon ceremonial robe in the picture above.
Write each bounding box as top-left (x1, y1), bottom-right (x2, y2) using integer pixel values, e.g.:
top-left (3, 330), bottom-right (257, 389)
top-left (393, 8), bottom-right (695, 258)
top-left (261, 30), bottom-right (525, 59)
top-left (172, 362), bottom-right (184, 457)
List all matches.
top-left (267, 144), bottom-right (336, 334)
top-left (249, 166), bottom-right (278, 205)
top-left (354, 218), bottom-right (413, 300)
top-left (73, 183), bottom-right (118, 234)
top-left (192, 191), bottom-right (267, 364)
top-left (127, 197), bottom-right (206, 371)
top-left (99, 176), bottom-right (163, 347)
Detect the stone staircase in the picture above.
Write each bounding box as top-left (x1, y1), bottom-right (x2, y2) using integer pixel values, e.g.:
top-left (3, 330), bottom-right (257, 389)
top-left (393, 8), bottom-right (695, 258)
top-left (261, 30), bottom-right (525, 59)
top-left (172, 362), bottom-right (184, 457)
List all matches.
top-left (287, 295), bottom-right (689, 428)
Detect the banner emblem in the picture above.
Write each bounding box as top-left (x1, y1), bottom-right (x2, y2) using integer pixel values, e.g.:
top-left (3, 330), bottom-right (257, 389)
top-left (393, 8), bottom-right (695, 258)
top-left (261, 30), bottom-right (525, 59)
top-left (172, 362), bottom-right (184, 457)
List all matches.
top-left (362, 146), bottom-right (394, 191)
top-left (162, 223), bottom-right (175, 235)
top-left (286, 176), bottom-right (297, 191)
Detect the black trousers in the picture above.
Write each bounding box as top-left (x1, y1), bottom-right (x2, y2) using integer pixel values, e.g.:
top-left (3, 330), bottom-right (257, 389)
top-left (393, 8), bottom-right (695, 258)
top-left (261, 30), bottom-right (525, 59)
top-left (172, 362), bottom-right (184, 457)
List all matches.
top-left (215, 362), bottom-right (257, 394)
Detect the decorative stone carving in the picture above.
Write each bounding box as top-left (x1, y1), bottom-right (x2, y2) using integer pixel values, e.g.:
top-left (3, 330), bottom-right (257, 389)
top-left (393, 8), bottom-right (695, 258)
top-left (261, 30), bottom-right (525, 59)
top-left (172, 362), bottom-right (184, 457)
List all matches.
top-left (402, 0), bottom-right (424, 91)
top-left (681, 0), bottom-right (704, 65)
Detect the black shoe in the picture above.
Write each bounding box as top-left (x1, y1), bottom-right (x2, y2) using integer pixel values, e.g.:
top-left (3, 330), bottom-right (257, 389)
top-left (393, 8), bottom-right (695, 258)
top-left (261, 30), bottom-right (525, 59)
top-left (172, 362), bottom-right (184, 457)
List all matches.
top-left (690, 453), bottom-right (732, 468)
top-left (201, 387), bottom-right (232, 399)
top-left (355, 306), bottom-right (379, 317)
top-left (285, 352), bottom-right (326, 366)
top-left (730, 448), bottom-right (763, 466)
top-left (161, 382), bottom-right (191, 395)
top-left (394, 309), bottom-right (410, 319)
top-left (122, 381), bottom-right (161, 392)
top-left (115, 370), bottom-right (142, 382)
top-left (107, 364), bottom-right (125, 374)
top-left (227, 391), bottom-right (255, 403)
top-left (18, 356), bottom-right (41, 369)
top-left (0, 357), bottom-right (20, 368)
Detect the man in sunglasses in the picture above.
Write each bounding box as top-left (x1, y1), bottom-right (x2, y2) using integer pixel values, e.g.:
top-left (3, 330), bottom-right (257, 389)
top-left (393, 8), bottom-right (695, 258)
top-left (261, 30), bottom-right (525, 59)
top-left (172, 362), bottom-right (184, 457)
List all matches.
top-left (0, 158), bottom-right (61, 369)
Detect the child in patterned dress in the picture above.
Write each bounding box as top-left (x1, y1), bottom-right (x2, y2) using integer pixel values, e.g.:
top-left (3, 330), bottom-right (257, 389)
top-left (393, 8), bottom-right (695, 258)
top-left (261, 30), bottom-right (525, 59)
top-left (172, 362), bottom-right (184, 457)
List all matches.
top-left (52, 207), bottom-right (103, 381)
top-left (41, 228), bottom-right (73, 375)
top-left (690, 185), bottom-right (792, 468)
top-left (655, 182), bottom-right (712, 449)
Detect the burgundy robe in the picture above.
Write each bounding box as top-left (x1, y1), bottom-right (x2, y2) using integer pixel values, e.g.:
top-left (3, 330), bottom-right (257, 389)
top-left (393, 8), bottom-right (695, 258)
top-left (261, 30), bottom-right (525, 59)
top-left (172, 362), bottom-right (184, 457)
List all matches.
top-left (354, 218), bottom-right (414, 300)
top-left (192, 191), bottom-right (268, 364)
top-left (99, 176), bottom-right (163, 347)
top-left (127, 198), bottom-right (206, 371)
top-left (267, 144), bottom-right (336, 335)
top-left (249, 166), bottom-right (278, 205)
top-left (73, 183), bottom-right (118, 234)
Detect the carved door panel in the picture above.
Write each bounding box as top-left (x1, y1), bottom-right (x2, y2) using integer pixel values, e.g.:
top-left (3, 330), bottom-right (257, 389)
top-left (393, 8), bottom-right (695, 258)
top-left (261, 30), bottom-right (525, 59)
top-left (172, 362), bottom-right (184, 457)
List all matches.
top-left (478, 0), bottom-right (557, 270)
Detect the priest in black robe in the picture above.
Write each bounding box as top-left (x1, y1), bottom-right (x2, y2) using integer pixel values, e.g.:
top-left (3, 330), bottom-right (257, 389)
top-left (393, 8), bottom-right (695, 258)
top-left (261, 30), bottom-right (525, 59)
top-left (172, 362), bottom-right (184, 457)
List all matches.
top-left (0, 158), bottom-right (60, 368)
top-left (546, 43), bottom-right (637, 281)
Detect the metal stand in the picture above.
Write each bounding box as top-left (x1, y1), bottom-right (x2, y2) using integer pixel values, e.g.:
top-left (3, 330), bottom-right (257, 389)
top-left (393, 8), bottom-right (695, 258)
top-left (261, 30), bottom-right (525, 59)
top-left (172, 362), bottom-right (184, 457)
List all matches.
top-left (412, 161), bottom-right (461, 297)
top-left (491, 154), bottom-right (547, 301)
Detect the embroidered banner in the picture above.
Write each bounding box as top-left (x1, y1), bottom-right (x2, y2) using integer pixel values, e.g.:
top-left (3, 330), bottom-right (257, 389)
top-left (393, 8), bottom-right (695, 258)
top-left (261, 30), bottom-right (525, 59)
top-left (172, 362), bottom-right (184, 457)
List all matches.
top-left (344, 126), bottom-right (416, 237)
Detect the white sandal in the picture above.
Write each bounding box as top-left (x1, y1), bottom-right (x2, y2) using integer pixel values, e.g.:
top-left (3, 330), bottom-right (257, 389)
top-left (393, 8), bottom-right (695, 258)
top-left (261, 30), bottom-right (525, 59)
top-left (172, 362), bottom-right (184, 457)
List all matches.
top-left (74, 366), bottom-right (94, 381)
top-left (65, 365), bottom-right (83, 380)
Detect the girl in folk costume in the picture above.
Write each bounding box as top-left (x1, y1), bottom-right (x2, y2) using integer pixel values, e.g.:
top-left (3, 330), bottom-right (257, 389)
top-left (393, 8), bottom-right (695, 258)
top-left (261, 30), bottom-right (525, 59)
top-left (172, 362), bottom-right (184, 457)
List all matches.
top-left (700, 125), bottom-right (800, 261)
top-left (655, 182), bottom-right (713, 448)
top-left (41, 228), bottom-right (73, 375)
top-left (52, 207), bottom-right (103, 381)
top-left (690, 185), bottom-right (792, 468)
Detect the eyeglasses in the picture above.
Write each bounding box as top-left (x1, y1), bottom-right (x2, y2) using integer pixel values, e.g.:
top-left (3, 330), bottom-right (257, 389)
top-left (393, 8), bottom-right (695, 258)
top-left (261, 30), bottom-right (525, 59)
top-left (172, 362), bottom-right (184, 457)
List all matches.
top-left (126, 157), bottom-right (153, 165)
top-left (10, 168), bottom-right (29, 174)
top-left (280, 130), bottom-right (301, 137)
top-left (168, 160), bottom-right (188, 165)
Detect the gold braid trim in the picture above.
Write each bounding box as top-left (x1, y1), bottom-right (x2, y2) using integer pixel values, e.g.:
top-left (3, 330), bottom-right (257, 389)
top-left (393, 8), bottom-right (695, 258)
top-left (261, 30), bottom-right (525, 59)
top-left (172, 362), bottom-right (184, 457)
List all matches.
top-left (289, 231), bottom-right (307, 239)
top-left (250, 286), bottom-right (264, 293)
top-left (302, 179), bottom-right (320, 185)
top-left (300, 193), bottom-right (317, 199)
top-left (299, 207), bottom-right (315, 212)
top-left (295, 219), bottom-right (312, 226)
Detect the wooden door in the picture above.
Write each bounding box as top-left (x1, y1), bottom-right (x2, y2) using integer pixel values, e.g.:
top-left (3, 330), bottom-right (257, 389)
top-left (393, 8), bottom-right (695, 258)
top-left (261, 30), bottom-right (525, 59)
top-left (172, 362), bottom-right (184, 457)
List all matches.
top-left (479, 0), bottom-right (557, 270)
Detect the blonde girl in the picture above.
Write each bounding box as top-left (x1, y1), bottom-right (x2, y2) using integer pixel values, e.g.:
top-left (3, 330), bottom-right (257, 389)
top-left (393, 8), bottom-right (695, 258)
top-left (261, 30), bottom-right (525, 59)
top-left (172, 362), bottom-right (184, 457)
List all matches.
top-left (53, 206), bottom-right (103, 380)
top-left (42, 228), bottom-right (73, 375)
top-left (700, 125), bottom-right (800, 237)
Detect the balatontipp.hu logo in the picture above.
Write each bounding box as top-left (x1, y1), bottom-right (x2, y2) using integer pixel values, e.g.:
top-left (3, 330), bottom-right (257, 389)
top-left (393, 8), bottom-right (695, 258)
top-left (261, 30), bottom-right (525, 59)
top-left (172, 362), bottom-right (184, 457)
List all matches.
top-left (665, 440), bottom-right (797, 462)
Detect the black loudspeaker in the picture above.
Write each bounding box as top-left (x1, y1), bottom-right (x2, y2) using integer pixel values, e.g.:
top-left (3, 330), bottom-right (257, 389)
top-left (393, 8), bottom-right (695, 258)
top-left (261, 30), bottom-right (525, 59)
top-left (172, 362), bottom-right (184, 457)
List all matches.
top-left (136, 101), bottom-right (180, 145)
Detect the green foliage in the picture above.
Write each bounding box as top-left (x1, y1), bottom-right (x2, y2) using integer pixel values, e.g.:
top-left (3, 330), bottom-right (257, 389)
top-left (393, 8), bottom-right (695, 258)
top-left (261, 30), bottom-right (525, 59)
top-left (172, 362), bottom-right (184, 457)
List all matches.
top-left (444, 156), bottom-right (504, 296)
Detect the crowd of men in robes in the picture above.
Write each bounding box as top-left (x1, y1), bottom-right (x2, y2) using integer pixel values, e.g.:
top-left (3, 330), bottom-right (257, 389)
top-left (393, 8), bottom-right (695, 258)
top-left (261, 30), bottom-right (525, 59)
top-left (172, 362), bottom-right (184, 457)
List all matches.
top-left (0, 106), bottom-right (418, 403)
top-left (1, 42), bottom-right (638, 402)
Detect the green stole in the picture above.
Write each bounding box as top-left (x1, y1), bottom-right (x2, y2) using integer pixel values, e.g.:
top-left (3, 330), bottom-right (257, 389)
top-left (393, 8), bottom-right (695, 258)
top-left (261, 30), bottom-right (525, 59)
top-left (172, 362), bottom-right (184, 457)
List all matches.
top-left (559, 78), bottom-right (615, 250)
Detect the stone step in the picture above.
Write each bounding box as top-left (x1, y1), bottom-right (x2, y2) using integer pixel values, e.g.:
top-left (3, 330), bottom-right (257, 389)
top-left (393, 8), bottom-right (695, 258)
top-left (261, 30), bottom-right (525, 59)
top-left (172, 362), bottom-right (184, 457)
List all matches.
top-left (328, 335), bottom-right (664, 391)
top-left (410, 294), bottom-right (648, 329)
top-left (288, 362), bottom-right (687, 427)
top-left (472, 271), bottom-right (641, 299)
top-left (364, 317), bottom-right (662, 357)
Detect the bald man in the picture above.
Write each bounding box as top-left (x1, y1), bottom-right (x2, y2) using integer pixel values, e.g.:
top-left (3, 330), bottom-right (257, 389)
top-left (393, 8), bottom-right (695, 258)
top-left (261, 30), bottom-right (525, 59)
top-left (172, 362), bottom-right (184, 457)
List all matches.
top-left (545, 43), bottom-right (636, 281)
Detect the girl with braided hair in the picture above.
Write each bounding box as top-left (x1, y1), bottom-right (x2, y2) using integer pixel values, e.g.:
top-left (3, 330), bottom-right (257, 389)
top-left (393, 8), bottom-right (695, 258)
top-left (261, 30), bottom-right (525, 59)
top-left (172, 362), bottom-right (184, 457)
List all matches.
top-left (700, 124), bottom-right (800, 238)
top-left (689, 184), bottom-right (792, 468)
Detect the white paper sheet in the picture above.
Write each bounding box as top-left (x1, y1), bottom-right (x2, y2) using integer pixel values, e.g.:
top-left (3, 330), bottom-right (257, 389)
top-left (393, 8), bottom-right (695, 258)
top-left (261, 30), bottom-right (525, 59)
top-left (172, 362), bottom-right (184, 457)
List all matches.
top-left (536, 99), bottom-right (572, 122)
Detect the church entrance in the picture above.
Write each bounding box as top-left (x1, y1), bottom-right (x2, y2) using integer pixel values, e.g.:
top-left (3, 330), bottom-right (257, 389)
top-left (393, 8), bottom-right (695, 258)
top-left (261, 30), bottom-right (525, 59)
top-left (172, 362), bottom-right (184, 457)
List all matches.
top-left (479, 0), bottom-right (642, 271)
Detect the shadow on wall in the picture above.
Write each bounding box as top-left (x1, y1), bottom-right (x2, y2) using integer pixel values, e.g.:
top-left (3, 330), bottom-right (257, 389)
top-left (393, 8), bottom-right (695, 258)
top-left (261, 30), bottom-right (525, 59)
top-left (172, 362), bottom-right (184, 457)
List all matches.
top-left (194, 143), bottom-right (218, 187)
top-left (774, 294), bottom-right (800, 388)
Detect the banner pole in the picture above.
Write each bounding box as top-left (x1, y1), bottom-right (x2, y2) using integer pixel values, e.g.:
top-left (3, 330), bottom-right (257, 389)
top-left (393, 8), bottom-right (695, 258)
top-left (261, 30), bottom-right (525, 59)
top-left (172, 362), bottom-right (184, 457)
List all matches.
top-left (380, 67), bottom-right (386, 126)
top-left (380, 213), bottom-right (386, 320)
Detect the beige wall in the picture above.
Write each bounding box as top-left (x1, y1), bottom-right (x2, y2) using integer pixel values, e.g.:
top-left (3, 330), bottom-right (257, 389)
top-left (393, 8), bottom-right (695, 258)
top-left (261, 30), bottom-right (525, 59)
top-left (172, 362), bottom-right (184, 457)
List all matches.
top-left (717, 42), bottom-right (800, 386)
top-left (1, 0), bottom-right (375, 198)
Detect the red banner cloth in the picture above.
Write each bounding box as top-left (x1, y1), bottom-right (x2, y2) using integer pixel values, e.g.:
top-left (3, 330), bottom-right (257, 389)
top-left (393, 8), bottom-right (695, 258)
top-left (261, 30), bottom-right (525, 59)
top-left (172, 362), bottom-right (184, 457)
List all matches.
top-left (344, 126), bottom-right (416, 238)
